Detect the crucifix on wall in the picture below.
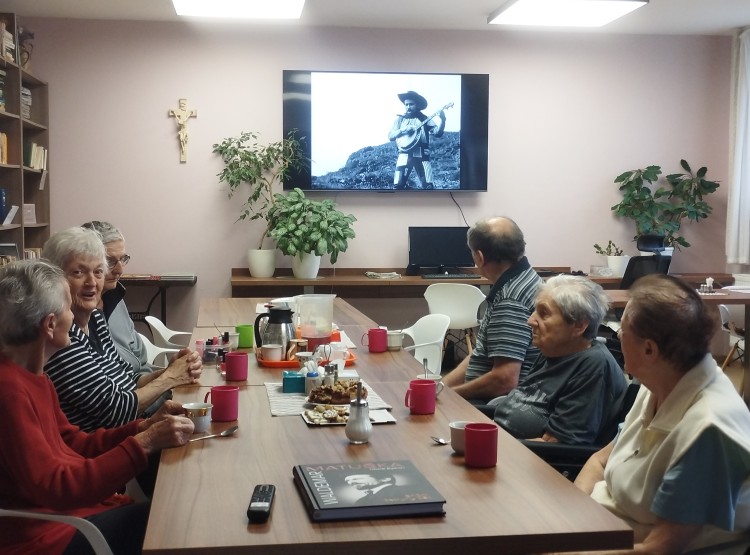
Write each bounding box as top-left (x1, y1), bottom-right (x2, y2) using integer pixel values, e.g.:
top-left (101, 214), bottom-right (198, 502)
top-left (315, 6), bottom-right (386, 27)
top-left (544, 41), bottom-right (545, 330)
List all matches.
top-left (168, 98), bottom-right (197, 163)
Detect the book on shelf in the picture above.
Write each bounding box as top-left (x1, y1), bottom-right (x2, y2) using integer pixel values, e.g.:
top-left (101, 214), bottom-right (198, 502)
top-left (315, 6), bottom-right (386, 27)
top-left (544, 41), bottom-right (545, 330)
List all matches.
top-left (0, 20), bottom-right (15, 63)
top-left (23, 142), bottom-right (46, 170)
top-left (0, 188), bottom-right (5, 221)
top-left (0, 68), bottom-right (5, 111)
top-left (2, 204), bottom-right (18, 225)
top-left (292, 459), bottom-right (446, 522)
top-left (23, 247), bottom-right (41, 260)
top-left (0, 133), bottom-right (8, 164)
top-left (0, 242), bottom-right (19, 265)
top-left (22, 203), bottom-right (35, 224)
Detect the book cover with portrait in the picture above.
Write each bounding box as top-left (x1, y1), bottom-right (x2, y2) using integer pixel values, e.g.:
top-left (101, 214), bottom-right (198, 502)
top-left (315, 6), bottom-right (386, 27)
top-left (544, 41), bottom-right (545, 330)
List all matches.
top-left (292, 459), bottom-right (446, 522)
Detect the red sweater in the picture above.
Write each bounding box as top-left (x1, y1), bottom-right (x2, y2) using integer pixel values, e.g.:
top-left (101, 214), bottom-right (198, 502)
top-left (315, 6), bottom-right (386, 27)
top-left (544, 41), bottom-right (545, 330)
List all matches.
top-left (0, 356), bottom-right (149, 555)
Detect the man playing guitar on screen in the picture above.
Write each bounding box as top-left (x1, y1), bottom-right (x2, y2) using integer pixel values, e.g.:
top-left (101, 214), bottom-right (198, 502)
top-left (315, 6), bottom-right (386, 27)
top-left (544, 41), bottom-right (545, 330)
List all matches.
top-left (388, 91), bottom-right (451, 190)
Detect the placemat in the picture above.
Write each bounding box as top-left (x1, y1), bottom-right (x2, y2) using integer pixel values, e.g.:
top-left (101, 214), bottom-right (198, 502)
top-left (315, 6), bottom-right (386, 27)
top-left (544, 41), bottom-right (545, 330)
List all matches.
top-left (265, 380), bottom-right (392, 416)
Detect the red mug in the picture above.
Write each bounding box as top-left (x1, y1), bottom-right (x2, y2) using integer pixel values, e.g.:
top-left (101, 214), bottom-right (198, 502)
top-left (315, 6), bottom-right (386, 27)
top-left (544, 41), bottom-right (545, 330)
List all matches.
top-left (225, 351), bottom-right (248, 381)
top-left (362, 328), bottom-right (387, 353)
top-left (464, 422), bottom-right (499, 468)
top-left (204, 385), bottom-right (239, 422)
top-left (404, 379), bottom-right (436, 415)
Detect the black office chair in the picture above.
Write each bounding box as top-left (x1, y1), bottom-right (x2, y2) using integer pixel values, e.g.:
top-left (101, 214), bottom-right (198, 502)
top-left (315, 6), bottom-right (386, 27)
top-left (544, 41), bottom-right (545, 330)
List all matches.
top-left (610, 234), bottom-right (672, 320)
top-left (519, 381), bottom-right (641, 481)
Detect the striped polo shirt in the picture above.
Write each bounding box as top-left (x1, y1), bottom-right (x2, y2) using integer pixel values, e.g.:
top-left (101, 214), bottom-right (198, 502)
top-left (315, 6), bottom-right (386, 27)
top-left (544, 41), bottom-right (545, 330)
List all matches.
top-left (45, 310), bottom-right (139, 432)
top-left (464, 256), bottom-right (542, 395)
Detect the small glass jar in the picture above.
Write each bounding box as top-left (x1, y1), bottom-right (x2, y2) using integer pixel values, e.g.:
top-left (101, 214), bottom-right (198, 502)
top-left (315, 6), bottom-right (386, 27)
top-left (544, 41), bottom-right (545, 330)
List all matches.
top-left (345, 398), bottom-right (372, 444)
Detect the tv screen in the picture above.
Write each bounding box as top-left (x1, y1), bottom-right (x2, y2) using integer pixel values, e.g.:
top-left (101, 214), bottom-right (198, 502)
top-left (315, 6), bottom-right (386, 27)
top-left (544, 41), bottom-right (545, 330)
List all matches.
top-left (408, 227), bottom-right (474, 269)
top-left (283, 70), bottom-right (489, 192)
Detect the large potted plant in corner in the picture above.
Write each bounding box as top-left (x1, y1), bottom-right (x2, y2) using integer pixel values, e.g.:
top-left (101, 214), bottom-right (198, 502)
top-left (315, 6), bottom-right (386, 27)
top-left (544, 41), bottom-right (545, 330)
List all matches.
top-left (267, 188), bottom-right (357, 279)
top-left (212, 130), bottom-right (306, 278)
top-left (611, 159), bottom-right (720, 251)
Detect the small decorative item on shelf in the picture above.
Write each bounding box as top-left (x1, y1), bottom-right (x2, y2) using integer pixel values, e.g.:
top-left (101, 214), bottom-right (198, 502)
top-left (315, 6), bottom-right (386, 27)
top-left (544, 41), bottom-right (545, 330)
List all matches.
top-left (18, 26), bottom-right (33, 72)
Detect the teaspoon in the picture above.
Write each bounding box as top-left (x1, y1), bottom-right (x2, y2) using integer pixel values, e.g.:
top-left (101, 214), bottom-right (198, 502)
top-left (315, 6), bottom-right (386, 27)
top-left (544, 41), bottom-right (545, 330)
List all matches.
top-left (431, 436), bottom-right (448, 445)
top-left (189, 425), bottom-right (239, 442)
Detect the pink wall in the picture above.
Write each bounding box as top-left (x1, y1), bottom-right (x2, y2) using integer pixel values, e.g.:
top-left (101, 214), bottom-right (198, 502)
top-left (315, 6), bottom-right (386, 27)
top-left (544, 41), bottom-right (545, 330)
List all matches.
top-left (26, 19), bottom-right (732, 331)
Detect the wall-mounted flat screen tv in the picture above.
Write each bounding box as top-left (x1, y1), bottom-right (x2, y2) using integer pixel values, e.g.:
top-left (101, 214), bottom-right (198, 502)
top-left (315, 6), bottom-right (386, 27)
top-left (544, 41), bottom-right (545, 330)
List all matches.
top-left (282, 70), bottom-right (489, 192)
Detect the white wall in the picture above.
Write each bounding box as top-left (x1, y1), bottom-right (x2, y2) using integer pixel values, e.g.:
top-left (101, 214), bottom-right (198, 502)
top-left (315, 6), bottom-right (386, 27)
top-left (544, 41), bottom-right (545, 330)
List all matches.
top-left (26, 19), bottom-right (732, 331)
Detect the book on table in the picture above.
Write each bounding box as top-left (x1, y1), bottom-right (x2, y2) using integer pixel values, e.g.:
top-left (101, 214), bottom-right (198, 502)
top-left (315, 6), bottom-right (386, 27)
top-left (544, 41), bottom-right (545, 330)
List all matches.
top-left (292, 459), bottom-right (445, 522)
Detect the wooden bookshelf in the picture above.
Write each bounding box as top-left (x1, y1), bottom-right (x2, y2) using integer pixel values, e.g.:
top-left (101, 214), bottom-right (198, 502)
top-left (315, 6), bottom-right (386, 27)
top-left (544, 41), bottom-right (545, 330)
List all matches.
top-left (0, 13), bottom-right (49, 260)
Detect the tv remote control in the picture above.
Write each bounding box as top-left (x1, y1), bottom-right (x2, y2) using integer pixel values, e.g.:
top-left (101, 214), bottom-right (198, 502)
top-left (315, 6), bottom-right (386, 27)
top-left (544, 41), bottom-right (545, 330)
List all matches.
top-left (247, 484), bottom-right (275, 523)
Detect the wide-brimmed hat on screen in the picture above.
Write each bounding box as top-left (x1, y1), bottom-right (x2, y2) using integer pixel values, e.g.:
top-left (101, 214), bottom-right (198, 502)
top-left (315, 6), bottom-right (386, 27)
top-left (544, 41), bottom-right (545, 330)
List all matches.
top-left (397, 91), bottom-right (428, 111)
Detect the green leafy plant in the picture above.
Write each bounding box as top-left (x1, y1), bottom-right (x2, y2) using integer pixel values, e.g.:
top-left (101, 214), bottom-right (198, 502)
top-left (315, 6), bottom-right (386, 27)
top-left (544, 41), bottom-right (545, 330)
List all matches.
top-left (212, 130), bottom-right (307, 249)
top-left (611, 159), bottom-right (719, 249)
top-left (267, 188), bottom-right (357, 264)
top-left (593, 240), bottom-right (624, 256)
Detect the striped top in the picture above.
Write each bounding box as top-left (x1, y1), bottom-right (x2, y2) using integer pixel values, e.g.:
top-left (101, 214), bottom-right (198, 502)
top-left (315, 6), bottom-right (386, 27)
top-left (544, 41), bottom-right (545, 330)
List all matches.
top-left (45, 310), bottom-right (139, 432)
top-left (465, 257), bottom-right (542, 396)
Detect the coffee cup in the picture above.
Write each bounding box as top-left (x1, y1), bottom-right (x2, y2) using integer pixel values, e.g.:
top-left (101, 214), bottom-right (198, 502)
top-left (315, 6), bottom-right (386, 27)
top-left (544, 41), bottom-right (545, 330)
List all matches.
top-left (235, 324), bottom-right (254, 349)
top-left (387, 331), bottom-right (404, 351)
top-left (225, 351), bottom-right (248, 381)
top-left (295, 351), bottom-right (315, 369)
top-left (362, 328), bottom-right (387, 353)
top-left (227, 332), bottom-right (240, 351)
top-left (183, 402), bottom-right (212, 433)
top-left (404, 378), bottom-right (436, 415)
top-left (449, 420), bottom-right (470, 454)
top-left (416, 373), bottom-right (444, 397)
top-left (329, 341), bottom-right (348, 361)
top-left (260, 343), bottom-right (283, 362)
top-left (204, 385), bottom-right (239, 422)
top-left (286, 338), bottom-right (308, 360)
top-left (464, 422), bottom-right (499, 468)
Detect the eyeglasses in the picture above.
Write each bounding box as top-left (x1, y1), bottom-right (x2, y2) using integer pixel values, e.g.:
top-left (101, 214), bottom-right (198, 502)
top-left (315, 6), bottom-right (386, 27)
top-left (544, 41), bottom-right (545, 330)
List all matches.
top-left (107, 254), bottom-right (131, 267)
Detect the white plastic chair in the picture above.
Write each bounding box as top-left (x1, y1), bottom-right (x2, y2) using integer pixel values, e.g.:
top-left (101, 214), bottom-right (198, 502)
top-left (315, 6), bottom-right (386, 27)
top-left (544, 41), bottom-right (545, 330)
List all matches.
top-left (144, 315), bottom-right (191, 349)
top-left (401, 314), bottom-right (451, 375)
top-left (138, 332), bottom-right (179, 369)
top-left (0, 508), bottom-right (114, 555)
top-left (424, 283), bottom-right (486, 354)
top-left (719, 305), bottom-right (745, 391)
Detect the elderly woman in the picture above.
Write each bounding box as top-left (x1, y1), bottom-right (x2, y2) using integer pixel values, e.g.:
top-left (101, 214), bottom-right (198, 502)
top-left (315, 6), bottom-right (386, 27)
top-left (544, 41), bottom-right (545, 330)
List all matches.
top-left (42, 227), bottom-right (201, 432)
top-left (81, 220), bottom-right (153, 374)
top-left (576, 275), bottom-right (750, 554)
top-left (487, 275), bottom-right (627, 444)
top-left (0, 259), bottom-right (194, 555)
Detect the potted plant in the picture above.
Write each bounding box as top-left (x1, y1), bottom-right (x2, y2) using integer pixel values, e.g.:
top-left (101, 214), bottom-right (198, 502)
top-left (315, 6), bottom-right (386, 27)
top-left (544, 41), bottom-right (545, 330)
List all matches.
top-left (212, 130), bottom-right (307, 277)
top-left (593, 240), bottom-right (629, 277)
top-left (611, 160), bottom-right (720, 251)
top-left (267, 188), bottom-right (357, 279)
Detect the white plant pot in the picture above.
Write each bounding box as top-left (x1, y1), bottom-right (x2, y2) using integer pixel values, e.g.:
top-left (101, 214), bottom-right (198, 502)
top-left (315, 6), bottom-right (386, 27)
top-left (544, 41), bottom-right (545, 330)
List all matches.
top-left (247, 248), bottom-right (276, 278)
top-left (607, 255), bottom-right (631, 278)
top-left (292, 253), bottom-right (322, 279)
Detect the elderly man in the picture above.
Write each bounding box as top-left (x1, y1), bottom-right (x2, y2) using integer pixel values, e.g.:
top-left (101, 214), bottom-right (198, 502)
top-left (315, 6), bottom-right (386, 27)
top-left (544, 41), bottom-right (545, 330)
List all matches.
top-left (443, 217), bottom-right (542, 403)
top-left (488, 275), bottom-right (627, 445)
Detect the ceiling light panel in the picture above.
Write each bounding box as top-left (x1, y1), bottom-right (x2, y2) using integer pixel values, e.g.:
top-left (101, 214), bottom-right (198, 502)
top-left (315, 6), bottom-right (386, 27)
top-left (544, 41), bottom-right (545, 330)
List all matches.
top-left (173, 0), bottom-right (305, 19)
top-left (488, 0), bottom-right (647, 27)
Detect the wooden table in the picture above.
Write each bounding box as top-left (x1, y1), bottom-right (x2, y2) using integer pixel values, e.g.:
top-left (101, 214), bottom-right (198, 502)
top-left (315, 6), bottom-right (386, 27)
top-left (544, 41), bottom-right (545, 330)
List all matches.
top-left (144, 385), bottom-right (632, 554)
top-left (143, 297), bottom-right (633, 554)
top-left (606, 288), bottom-right (750, 403)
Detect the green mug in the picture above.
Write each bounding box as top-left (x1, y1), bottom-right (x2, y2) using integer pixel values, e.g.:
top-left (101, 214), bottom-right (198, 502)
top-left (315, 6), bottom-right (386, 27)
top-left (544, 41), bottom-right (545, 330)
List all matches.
top-left (235, 324), bottom-right (254, 349)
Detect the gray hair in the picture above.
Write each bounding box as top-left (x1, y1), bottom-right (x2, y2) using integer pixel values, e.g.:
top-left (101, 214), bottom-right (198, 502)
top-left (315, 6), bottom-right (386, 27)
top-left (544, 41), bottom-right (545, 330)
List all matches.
top-left (0, 260), bottom-right (68, 346)
top-left (42, 227), bottom-right (107, 270)
top-left (467, 217), bottom-right (525, 264)
top-left (81, 220), bottom-right (125, 245)
top-left (537, 275), bottom-right (610, 340)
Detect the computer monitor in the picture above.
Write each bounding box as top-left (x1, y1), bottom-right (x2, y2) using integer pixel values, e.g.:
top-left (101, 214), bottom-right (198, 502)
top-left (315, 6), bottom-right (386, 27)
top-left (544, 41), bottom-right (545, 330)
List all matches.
top-left (408, 226), bottom-right (474, 271)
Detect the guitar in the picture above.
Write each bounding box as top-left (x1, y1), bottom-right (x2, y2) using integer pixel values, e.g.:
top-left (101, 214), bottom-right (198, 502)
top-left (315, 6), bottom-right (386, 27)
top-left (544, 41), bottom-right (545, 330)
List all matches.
top-left (395, 102), bottom-right (454, 152)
